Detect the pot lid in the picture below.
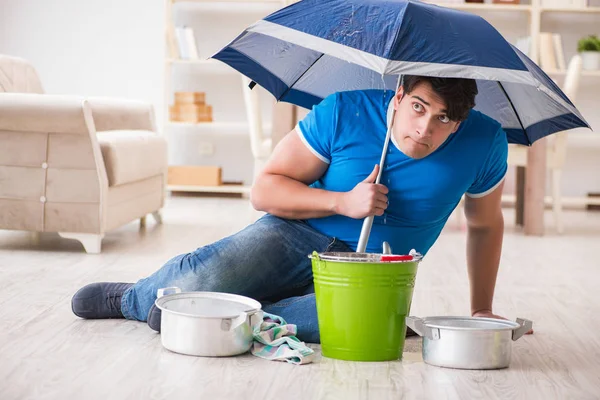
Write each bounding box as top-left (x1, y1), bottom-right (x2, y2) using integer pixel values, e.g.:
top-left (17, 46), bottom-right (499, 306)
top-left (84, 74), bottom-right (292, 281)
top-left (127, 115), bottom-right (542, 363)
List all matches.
top-left (155, 291), bottom-right (261, 319)
top-left (422, 316), bottom-right (520, 331)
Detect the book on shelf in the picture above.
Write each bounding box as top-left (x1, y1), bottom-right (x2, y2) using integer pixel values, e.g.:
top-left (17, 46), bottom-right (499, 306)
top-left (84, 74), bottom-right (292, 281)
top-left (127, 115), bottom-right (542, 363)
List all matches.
top-left (539, 32), bottom-right (567, 72)
top-left (552, 34), bottom-right (566, 71)
top-left (515, 36), bottom-right (531, 56)
top-left (512, 33), bottom-right (566, 73)
top-left (174, 26), bottom-right (199, 60)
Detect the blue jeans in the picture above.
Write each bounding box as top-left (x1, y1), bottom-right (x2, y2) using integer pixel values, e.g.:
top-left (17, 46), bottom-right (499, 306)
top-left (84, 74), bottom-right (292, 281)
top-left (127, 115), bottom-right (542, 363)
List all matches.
top-left (120, 214), bottom-right (352, 343)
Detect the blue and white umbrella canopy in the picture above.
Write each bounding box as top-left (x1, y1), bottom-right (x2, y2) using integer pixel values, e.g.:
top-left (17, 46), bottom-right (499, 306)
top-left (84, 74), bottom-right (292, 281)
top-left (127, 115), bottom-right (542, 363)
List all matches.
top-left (212, 0), bottom-right (589, 145)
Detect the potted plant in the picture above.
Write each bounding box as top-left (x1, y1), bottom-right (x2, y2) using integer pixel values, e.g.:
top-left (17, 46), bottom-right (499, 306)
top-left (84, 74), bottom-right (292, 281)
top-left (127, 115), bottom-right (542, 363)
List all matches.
top-left (577, 35), bottom-right (600, 71)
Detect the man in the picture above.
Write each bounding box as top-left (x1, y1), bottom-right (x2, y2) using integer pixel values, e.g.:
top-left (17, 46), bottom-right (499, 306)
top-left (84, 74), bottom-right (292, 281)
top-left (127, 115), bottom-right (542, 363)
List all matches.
top-left (72, 75), bottom-right (508, 343)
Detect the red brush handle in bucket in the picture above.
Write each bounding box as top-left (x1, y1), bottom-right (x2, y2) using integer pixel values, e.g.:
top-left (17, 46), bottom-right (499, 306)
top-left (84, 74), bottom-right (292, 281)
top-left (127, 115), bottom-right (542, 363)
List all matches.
top-left (380, 255), bottom-right (413, 262)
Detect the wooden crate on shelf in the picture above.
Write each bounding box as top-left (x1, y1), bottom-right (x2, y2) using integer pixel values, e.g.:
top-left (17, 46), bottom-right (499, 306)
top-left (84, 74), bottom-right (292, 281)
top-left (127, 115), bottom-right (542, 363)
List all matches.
top-left (175, 91), bottom-right (206, 104)
top-left (169, 104), bottom-right (213, 122)
top-left (170, 91), bottom-right (213, 122)
top-left (168, 165), bottom-right (222, 186)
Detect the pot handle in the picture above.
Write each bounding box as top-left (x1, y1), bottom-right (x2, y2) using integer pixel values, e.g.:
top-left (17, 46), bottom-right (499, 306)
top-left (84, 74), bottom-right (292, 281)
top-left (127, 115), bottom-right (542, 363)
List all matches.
top-left (249, 310), bottom-right (264, 330)
top-left (157, 287), bottom-right (181, 298)
top-left (222, 311), bottom-right (249, 332)
top-left (512, 318), bottom-right (533, 341)
top-left (406, 316), bottom-right (440, 340)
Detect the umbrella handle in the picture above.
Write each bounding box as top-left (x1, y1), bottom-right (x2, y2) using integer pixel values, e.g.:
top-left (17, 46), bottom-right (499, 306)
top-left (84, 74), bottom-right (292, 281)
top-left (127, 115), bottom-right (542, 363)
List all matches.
top-left (356, 111), bottom-right (395, 253)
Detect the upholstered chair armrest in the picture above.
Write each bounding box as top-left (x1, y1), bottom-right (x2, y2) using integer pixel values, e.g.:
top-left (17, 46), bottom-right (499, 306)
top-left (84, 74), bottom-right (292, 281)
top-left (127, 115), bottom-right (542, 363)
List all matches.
top-left (86, 97), bottom-right (157, 133)
top-left (0, 93), bottom-right (93, 134)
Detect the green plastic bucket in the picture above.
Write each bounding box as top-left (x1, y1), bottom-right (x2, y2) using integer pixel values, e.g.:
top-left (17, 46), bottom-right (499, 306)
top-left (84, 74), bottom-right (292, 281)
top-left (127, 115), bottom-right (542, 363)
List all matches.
top-left (311, 250), bottom-right (422, 361)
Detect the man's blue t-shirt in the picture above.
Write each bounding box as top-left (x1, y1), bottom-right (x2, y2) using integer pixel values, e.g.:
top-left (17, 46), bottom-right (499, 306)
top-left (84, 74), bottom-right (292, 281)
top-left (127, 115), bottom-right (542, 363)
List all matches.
top-left (296, 90), bottom-right (508, 256)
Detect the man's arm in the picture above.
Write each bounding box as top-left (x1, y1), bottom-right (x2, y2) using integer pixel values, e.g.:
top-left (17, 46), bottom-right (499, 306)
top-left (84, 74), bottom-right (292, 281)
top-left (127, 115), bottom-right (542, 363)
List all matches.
top-left (464, 181), bottom-right (505, 317)
top-left (251, 129), bottom-right (388, 220)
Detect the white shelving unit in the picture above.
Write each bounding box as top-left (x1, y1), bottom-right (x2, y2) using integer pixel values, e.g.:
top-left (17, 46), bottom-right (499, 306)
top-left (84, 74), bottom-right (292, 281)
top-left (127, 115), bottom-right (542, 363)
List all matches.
top-left (427, 2), bottom-right (533, 11)
top-left (427, 1), bottom-right (600, 117)
top-left (428, 0), bottom-right (600, 212)
top-left (167, 184), bottom-right (252, 194)
top-left (163, 0), bottom-right (598, 199)
top-left (166, 58), bottom-right (238, 74)
top-left (542, 6), bottom-right (600, 13)
top-left (546, 69), bottom-right (600, 77)
top-left (163, 0), bottom-right (291, 195)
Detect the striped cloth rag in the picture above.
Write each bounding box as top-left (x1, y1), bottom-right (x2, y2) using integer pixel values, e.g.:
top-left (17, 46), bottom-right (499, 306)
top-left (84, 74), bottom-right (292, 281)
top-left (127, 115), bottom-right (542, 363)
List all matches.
top-left (251, 312), bottom-right (315, 365)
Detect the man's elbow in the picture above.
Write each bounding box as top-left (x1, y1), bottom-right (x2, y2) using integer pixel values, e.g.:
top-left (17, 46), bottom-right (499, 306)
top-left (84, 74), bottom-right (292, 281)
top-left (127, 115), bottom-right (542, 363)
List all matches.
top-left (250, 175), bottom-right (269, 212)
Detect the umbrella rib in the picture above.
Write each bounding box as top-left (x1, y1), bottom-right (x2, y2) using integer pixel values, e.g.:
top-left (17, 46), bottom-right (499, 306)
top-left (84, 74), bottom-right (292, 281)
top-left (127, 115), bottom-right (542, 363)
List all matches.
top-left (496, 81), bottom-right (528, 145)
top-left (278, 53), bottom-right (325, 102)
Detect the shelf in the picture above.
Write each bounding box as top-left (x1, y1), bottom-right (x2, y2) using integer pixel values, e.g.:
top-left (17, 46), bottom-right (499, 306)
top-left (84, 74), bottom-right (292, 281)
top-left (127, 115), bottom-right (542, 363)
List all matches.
top-left (173, 0), bottom-right (282, 3)
top-left (166, 121), bottom-right (273, 136)
top-left (172, 0), bottom-right (284, 12)
top-left (545, 69), bottom-right (600, 77)
top-left (167, 121), bottom-right (248, 135)
top-left (541, 6), bottom-right (600, 13)
top-left (426, 2), bottom-right (532, 12)
top-left (167, 58), bottom-right (238, 74)
top-left (168, 184), bottom-right (251, 194)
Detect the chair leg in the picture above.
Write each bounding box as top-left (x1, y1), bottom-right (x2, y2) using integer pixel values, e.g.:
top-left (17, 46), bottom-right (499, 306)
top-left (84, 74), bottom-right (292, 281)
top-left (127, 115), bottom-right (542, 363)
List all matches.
top-left (140, 215), bottom-right (147, 229)
top-left (151, 211), bottom-right (163, 224)
top-left (551, 169), bottom-right (564, 234)
top-left (58, 232), bottom-right (104, 254)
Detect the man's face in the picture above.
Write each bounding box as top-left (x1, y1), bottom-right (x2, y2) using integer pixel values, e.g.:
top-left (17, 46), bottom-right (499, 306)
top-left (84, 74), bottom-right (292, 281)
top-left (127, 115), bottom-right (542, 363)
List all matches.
top-left (392, 81), bottom-right (462, 159)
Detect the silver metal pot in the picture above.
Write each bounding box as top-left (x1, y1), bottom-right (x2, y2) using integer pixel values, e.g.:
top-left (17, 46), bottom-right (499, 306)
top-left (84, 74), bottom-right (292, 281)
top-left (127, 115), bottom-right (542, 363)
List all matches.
top-left (406, 316), bottom-right (533, 369)
top-left (155, 287), bottom-right (263, 357)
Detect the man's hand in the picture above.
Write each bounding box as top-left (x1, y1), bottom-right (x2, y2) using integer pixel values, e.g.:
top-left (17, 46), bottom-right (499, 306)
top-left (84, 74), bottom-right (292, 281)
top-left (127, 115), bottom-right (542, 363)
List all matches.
top-left (336, 165), bottom-right (389, 219)
top-left (472, 309), bottom-right (534, 334)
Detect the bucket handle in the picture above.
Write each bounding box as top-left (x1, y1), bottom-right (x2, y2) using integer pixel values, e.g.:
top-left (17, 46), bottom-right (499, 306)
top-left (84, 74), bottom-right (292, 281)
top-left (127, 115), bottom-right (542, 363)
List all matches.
top-left (406, 316), bottom-right (440, 340)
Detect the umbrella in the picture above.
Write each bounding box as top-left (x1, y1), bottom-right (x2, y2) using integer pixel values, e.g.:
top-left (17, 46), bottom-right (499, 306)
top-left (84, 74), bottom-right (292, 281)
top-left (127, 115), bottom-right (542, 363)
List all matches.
top-left (211, 0), bottom-right (590, 252)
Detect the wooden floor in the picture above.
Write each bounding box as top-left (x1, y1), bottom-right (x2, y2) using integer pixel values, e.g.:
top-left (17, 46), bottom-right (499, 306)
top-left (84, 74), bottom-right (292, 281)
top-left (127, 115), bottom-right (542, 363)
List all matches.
top-left (1, 195), bottom-right (599, 400)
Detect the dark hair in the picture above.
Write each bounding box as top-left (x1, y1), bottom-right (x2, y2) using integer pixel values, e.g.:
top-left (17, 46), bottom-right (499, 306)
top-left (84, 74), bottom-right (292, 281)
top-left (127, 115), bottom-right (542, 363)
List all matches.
top-left (401, 75), bottom-right (478, 121)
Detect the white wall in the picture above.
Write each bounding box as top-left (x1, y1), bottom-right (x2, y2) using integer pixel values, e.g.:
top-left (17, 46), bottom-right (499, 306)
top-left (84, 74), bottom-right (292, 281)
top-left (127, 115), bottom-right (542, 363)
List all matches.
top-left (0, 0), bottom-right (165, 119)
top-left (1, 0), bottom-right (599, 194)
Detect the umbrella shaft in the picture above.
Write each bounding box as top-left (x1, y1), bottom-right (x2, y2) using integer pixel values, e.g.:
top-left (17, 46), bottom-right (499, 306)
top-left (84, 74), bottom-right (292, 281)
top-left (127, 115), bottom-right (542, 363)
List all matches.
top-left (356, 118), bottom-right (394, 253)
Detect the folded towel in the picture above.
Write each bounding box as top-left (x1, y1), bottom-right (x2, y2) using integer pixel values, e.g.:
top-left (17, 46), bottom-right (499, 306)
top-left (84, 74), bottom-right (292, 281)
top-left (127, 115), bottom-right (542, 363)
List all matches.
top-left (251, 312), bottom-right (315, 365)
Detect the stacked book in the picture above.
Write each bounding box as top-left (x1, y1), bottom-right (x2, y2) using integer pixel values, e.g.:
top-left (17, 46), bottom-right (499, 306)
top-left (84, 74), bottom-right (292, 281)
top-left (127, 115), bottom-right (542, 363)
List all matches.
top-left (169, 26), bottom-right (199, 60)
top-left (514, 33), bottom-right (566, 72)
top-left (170, 92), bottom-right (213, 123)
top-left (539, 32), bottom-right (567, 72)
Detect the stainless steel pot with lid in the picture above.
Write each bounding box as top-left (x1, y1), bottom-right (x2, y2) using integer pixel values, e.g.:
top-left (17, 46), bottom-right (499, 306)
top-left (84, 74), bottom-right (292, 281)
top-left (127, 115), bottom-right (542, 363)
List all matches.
top-left (406, 316), bottom-right (533, 369)
top-left (155, 287), bottom-right (263, 357)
